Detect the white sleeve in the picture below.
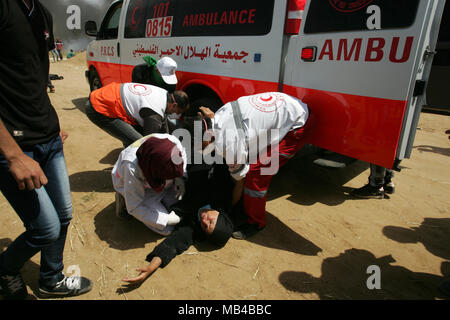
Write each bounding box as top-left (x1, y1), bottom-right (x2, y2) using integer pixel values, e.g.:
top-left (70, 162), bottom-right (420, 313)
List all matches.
top-left (122, 162), bottom-right (169, 229)
top-left (121, 162), bottom-right (146, 213)
top-left (228, 163), bottom-right (250, 181)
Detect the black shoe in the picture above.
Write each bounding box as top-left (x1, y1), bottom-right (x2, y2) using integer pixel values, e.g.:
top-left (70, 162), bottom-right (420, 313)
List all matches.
top-left (232, 223), bottom-right (264, 240)
top-left (383, 181), bottom-right (395, 194)
top-left (350, 184), bottom-right (384, 199)
top-left (39, 276), bottom-right (93, 298)
top-left (0, 272), bottom-right (28, 300)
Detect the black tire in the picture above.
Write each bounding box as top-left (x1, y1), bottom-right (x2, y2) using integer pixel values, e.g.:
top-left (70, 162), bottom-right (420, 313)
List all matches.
top-left (186, 96), bottom-right (222, 117)
top-left (89, 69), bottom-right (102, 91)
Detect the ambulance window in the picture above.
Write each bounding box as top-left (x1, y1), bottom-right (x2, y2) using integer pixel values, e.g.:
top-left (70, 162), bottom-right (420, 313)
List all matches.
top-left (304, 0), bottom-right (420, 34)
top-left (124, 0), bottom-right (274, 38)
top-left (98, 2), bottom-right (123, 40)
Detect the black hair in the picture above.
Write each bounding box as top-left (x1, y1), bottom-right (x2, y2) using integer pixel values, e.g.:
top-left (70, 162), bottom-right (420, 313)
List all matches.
top-left (168, 91), bottom-right (190, 111)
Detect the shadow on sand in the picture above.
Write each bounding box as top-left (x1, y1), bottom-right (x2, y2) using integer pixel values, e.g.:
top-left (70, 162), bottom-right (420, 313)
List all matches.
top-left (279, 248), bottom-right (449, 299)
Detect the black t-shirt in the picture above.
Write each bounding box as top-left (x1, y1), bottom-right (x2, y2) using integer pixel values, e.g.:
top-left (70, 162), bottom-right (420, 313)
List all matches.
top-left (0, 0), bottom-right (60, 148)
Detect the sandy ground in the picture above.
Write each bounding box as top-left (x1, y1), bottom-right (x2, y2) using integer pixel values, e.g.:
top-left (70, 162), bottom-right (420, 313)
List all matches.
top-left (0, 53), bottom-right (449, 300)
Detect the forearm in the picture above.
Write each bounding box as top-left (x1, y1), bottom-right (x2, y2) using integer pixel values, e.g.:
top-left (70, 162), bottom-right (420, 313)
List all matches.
top-left (140, 108), bottom-right (164, 135)
top-left (146, 224), bottom-right (195, 268)
top-left (0, 118), bottom-right (24, 161)
top-left (142, 116), bottom-right (163, 135)
top-left (0, 118), bottom-right (48, 190)
top-left (148, 256), bottom-right (162, 270)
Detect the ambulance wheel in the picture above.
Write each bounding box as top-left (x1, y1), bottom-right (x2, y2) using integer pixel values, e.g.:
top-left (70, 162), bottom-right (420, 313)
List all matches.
top-left (89, 69), bottom-right (102, 91)
top-left (187, 96), bottom-right (222, 117)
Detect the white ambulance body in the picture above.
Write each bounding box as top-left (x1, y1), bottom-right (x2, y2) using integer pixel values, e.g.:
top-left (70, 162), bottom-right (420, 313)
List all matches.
top-left (85, 0), bottom-right (446, 169)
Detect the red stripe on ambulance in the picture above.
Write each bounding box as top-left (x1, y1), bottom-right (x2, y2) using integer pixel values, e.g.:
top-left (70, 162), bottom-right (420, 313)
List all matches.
top-left (88, 60), bottom-right (279, 103)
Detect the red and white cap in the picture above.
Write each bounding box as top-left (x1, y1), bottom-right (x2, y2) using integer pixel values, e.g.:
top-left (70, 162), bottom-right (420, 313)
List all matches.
top-left (157, 57), bottom-right (178, 85)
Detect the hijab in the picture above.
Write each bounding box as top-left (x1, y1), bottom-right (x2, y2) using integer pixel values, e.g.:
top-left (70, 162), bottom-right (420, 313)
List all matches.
top-left (136, 137), bottom-right (184, 192)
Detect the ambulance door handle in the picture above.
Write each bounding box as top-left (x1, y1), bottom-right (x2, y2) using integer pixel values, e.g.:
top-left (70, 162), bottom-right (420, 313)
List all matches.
top-left (117, 42), bottom-right (120, 57)
top-left (423, 46), bottom-right (436, 61)
top-left (413, 80), bottom-right (426, 97)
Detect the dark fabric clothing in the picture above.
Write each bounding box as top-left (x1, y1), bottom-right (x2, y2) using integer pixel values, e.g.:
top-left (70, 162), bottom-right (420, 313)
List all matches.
top-left (85, 99), bottom-right (144, 148)
top-left (131, 63), bottom-right (176, 93)
top-left (0, 0), bottom-right (60, 147)
top-left (146, 164), bottom-right (235, 268)
top-left (85, 95), bottom-right (169, 148)
top-left (49, 74), bottom-right (63, 80)
top-left (369, 164), bottom-right (394, 187)
top-left (139, 107), bottom-right (167, 135)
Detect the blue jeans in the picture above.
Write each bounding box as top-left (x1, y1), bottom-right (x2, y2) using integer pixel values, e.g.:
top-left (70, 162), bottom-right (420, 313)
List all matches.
top-left (0, 136), bottom-right (72, 287)
top-left (85, 99), bottom-right (143, 147)
top-left (369, 164), bottom-right (394, 187)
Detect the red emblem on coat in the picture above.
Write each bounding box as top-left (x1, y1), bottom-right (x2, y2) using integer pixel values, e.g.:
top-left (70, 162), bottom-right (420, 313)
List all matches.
top-left (248, 93), bottom-right (286, 113)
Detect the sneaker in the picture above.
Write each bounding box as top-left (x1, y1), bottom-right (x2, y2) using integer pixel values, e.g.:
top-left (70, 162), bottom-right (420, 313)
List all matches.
top-left (383, 181), bottom-right (395, 194)
top-left (232, 223), bottom-right (265, 240)
top-left (39, 276), bottom-right (93, 298)
top-left (0, 272), bottom-right (28, 300)
top-left (115, 192), bottom-right (131, 219)
top-left (350, 184), bottom-right (384, 199)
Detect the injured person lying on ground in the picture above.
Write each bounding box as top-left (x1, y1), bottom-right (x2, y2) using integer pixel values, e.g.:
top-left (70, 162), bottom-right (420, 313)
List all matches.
top-left (121, 115), bottom-right (242, 284)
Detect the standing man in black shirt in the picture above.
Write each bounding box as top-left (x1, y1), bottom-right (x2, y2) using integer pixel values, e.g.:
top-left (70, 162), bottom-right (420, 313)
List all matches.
top-left (0, 0), bottom-right (92, 299)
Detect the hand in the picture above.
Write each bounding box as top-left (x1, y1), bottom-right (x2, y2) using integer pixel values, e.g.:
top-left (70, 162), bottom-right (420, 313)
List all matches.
top-left (174, 177), bottom-right (186, 200)
top-left (199, 106), bottom-right (214, 119)
top-left (8, 153), bottom-right (48, 190)
top-left (122, 267), bottom-right (153, 284)
top-left (122, 257), bottom-right (162, 284)
top-left (59, 130), bottom-right (69, 143)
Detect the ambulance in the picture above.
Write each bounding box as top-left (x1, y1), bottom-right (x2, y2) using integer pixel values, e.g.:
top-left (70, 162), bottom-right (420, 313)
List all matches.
top-left (84, 0), bottom-right (446, 169)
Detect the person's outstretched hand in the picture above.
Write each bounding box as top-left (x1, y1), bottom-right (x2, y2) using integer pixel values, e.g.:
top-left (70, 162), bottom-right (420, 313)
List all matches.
top-left (122, 257), bottom-right (162, 284)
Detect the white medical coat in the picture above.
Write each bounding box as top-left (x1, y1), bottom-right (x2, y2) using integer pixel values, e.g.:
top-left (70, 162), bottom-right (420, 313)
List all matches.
top-left (111, 134), bottom-right (187, 236)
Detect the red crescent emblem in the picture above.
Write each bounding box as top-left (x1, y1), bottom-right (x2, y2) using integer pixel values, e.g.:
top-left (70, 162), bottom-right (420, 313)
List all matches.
top-left (260, 96), bottom-right (273, 102)
top-left (128, 83), bottom-right (152, 96)
top-left (133, 84), bottom-right (146, 90)
top-left (248, 93), bottom-right (286, 113)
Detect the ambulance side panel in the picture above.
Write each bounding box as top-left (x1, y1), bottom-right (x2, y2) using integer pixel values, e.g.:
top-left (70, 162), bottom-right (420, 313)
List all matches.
top-left (86, 1), bottom-right (124, 86)
top-left (283, 0), bottom-right (444, 169)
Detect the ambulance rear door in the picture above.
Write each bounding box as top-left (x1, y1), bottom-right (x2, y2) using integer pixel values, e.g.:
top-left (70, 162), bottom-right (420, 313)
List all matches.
top-left (283, 0), bottom-right (446, 169)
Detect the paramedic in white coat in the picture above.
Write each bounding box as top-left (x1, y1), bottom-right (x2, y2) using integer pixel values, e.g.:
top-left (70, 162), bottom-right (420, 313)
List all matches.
top-left (200, 92), bottom-right (310, 240)
top-left (112, 133), bottom-right (187, 236)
